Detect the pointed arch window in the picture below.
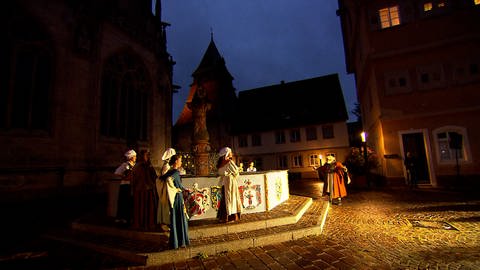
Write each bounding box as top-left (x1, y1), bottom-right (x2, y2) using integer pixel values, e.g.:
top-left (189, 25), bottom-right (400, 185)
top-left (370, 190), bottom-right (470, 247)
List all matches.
top-left (0, 14), bottom-right (53, 133)
top-left (100, 53), bottom-right (151, 142)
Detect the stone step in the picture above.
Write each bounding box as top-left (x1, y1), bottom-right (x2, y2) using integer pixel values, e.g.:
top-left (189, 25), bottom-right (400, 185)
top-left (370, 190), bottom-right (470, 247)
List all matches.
top-left (42, 195), bottom-right (329, 266)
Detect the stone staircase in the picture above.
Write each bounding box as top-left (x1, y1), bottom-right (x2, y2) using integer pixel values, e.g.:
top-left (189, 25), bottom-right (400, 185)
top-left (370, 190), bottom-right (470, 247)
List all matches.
top-left (42, 195), bottom-right (329, 267)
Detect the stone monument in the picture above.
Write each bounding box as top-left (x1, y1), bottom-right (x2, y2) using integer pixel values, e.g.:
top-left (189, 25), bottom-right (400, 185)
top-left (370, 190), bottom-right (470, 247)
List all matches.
top-left (187, 85), bottom-right (211, 176)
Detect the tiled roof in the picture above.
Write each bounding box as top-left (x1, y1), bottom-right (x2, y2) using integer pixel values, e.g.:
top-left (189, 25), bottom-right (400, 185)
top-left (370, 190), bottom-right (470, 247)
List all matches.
top-left (233, 74), bottom-right (348, 133)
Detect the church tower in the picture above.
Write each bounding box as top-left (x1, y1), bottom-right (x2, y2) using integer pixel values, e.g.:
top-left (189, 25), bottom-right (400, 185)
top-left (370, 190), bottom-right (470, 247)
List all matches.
top-left (173, 35), bottom-right (237, 166)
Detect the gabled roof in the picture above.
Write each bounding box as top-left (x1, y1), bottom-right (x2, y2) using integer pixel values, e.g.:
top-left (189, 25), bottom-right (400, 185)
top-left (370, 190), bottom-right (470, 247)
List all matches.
top-left (233, 74), bottom-right (348, 133)
top-left (192, 37), bottom-right (233, 80)
top-left (175, 37), bottom-right (236, 127)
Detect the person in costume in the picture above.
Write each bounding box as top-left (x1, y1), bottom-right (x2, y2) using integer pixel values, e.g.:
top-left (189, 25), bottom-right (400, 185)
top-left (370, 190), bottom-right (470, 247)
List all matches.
top-left (404, 151), bottom-right (418, 188)
top-left (246, 161), bottom-right (257, 172)
top-left (130, 149), bottom-right (158, 231)
top-left (216, 147), bottom-right (242, 223)
top-left (156, 148), bottom-right (176, 231)
top-left (163, 154), bottom-right (190, 249)
top-left (321, 155), bottom-right (349, 205)
top-left (238, 162), bottom-right (244, 173)
top-left (113, 149), bottom-right (136, 224)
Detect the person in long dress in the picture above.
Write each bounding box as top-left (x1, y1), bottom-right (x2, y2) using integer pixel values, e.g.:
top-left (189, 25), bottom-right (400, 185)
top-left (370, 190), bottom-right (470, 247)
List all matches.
top-left (112, 149), bottom-right (136, 224)
top-left (130, 150), bottom-right (158, 231)
top-left (163, 154), bottom-right (190, 249)
top-left (156, 148), bottom-right (176, 231)
top-left (321, 155), bottom-right (348, 205)
top-left (216, 147), bottom-right (242, 223)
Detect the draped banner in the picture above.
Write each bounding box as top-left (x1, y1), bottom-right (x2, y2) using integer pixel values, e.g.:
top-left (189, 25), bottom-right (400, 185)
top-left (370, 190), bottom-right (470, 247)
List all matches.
top-left (182, 170), bottom-right (289, 220)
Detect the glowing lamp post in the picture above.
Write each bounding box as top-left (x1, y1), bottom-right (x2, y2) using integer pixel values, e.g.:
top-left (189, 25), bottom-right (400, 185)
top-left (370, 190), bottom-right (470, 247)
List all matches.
top-left (361, 131), bottom-right (369, 187)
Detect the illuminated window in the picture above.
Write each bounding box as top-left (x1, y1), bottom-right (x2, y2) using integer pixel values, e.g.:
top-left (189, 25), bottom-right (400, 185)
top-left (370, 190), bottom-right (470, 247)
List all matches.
top-left (379, 5), bottom-right (400, 29)
top-left (1, 14), bottom-right (52, 133)
top-left (292, 154), bottom-right (303, 167)
top-left (101, 53), bottom-right (150, 142)
top-left (424, 2), bottom-right (433, 11)
top-left (309, 154), bottom-right (320, 167)
top-left (423, 0), bottom-right (448, 14)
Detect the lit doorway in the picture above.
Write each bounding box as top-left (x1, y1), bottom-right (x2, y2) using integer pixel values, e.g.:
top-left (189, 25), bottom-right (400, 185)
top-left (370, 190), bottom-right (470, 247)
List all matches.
top-left (401, 132), bottom-right (431, 185)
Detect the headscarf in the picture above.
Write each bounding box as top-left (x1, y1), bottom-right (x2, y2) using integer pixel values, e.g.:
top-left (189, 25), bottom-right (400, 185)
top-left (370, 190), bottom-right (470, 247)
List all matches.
top-left (124, 149), bottom-right (136, 159)
top-left (218, 147), bottom-right (231, 159)
top-left (326, 155), bottom-right (336, 163)
top-left (162, 148), bottom-right (176, 161)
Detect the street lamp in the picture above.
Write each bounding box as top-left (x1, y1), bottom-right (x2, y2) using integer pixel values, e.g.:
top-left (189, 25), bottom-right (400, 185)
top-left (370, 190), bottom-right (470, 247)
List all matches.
top-left (361, 131), bottom-right (369, 187)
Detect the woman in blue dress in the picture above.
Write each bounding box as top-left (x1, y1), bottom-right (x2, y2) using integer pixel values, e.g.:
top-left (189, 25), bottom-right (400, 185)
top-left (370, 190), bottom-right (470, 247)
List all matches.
top-left (162, 154), bottom-right (190, 249)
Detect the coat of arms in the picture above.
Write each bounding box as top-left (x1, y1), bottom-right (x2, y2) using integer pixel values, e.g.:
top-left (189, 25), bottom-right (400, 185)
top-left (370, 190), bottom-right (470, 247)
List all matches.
top-left (185, 183), bottom-right (210, 217)
top-left (239, 179), bottom-right (262, 209)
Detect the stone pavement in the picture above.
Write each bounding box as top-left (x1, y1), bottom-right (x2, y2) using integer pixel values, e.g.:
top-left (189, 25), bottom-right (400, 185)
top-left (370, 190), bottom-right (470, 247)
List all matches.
top-left (1, 180), bottom-right (480, 269)
top-left (44, 194), bottom-right (327, 266)
top-left (136, 182), bottom-right (480, 270)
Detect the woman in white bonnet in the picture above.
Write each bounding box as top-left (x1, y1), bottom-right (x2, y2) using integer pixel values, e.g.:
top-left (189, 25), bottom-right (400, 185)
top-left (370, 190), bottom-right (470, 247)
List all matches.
top-left (157, 148), bottom-right (176, 230)
top-left (160, 148), bottom-right (176, 176)
top-left (112, 149), bottom-right (136, 224)
top-left (216, 147), bottom-right (242, 223)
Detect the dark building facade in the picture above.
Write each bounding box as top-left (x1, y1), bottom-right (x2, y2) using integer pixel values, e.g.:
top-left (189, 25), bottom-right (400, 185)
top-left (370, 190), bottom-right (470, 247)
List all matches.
top-left (0, 0), bottom-right (174, 200)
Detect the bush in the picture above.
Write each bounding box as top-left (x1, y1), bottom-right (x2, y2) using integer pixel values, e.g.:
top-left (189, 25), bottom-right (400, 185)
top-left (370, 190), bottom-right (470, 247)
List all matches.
top-left (343, 146), bottom-right (379, 176)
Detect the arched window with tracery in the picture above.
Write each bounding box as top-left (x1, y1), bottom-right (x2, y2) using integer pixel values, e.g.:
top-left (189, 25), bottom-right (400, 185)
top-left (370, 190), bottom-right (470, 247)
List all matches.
top-left (100, 52), bottom-right (151, 144)
top-left (0, 12), bottom-right (53, 133)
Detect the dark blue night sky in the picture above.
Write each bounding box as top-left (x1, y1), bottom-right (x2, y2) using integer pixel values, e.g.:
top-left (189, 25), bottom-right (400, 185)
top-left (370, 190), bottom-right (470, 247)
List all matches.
top-left (163, 1), bottom-right (357, 122)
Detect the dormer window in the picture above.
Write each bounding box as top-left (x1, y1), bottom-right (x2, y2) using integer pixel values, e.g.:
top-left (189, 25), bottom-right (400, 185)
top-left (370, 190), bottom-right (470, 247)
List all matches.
top-left (422, 1), bottom-right (449, 15)
top-left (378, 5), bottom-right (400, 29)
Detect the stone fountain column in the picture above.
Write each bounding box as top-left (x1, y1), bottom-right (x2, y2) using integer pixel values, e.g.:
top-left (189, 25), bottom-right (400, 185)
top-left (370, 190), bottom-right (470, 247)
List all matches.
top-left (188, 86), bottom-right (211, 176)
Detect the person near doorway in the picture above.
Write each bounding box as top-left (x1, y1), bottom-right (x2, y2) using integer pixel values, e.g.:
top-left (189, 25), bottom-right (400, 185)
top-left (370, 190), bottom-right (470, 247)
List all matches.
top-left (404, 152), bottom-right (418, 188)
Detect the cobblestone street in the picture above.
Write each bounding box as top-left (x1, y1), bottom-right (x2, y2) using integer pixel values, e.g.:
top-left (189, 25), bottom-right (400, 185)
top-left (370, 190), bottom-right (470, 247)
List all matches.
top-left (152, 182), bottom-right (480, 270)
top-left (1, 180), bottom-right (479, 269)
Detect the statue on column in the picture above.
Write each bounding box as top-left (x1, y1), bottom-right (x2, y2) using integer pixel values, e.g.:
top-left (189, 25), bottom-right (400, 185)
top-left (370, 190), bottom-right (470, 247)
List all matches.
top-left (189, 86), bottom-right (211, 142)
top-left (187, 85), bottom-right (211, 175)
